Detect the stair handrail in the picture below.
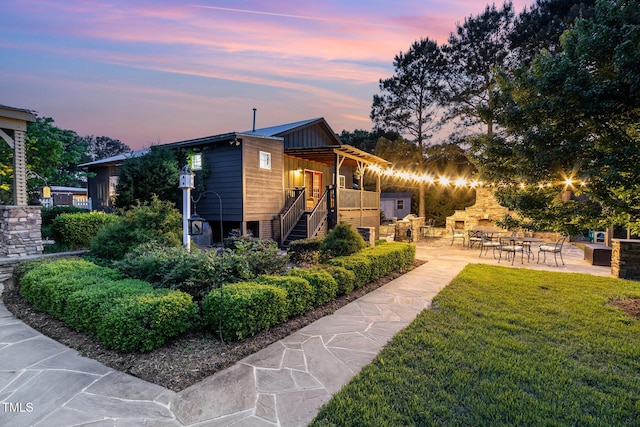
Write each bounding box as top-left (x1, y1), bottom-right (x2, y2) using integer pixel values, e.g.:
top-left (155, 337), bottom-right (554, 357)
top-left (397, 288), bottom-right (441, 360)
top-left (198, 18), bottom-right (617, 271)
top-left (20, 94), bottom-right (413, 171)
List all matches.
top-left (280, 188), bottom-right (306, 246)
top-left (306, 188), bottom-right (329, 239)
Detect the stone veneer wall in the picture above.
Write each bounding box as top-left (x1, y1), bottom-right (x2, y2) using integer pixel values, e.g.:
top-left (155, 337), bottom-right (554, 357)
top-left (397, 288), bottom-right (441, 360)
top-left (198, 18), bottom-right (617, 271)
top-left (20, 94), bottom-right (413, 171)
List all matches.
top-left (611, 239), bottom-right (640, 281)
top-left (445, 188), bottom-right (510, 232)
top-left (0, 206), bottom-right (43, 258)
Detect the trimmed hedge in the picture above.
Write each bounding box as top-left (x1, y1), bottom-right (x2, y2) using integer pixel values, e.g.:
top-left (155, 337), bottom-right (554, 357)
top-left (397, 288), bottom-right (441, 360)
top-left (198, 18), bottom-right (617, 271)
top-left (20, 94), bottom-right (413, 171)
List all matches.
top-left (19, 259), bottom-right (122, 319)
top-left (327, 242), bottom-right (415, 287)
top-left (97, 289), bottom-right (199, 352)
top-left (18, 258), bottom-right (197, 353)
top-left (51, 212), bottom-right (119, 249)
top-left (64, 279), bottom-right (153, 335)
top-left (315, 265), bottom-right (356, 295)
top-left (256, 275), bottom-right (314, 317)
top-left (326, 255), bottom-right (373, 289)
top-left (286, 268), bottom-right (338, 306)
top-left (202, 283), bottom-right (288, 342)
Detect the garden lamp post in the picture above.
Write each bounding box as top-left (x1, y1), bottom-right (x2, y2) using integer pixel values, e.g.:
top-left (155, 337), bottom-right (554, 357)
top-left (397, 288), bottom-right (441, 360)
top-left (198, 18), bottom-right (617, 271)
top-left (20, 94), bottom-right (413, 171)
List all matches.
top-left (179, 165), bottom-right (195, 251)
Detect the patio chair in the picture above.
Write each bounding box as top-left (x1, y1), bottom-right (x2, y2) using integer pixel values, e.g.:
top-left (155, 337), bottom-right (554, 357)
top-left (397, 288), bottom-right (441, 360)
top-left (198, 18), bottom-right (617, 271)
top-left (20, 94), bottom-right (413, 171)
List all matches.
top-left (537, 235), bottom-right (566, 266)
top-left (450, 226), bottom-right (466, 246)
top-left (468, 230), bottom-right (484, 249)
top-left (479, 233), bottom-right (500, 258)
top-left (498, 237), bottom-right (524, 265)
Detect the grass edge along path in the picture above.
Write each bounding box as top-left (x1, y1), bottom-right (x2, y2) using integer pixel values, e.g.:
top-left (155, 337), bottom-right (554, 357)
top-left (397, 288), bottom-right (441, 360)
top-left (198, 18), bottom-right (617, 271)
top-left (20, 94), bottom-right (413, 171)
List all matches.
top-left (311, 264), bottom-right (640, 427)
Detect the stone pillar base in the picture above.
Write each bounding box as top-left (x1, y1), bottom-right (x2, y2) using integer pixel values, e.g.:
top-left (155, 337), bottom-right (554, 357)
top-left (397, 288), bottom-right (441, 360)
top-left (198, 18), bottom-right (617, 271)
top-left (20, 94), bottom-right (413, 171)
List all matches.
top-left (611, 239), bottom-right (640, 281)
top-left (0, 206), bottom-right (43, 257)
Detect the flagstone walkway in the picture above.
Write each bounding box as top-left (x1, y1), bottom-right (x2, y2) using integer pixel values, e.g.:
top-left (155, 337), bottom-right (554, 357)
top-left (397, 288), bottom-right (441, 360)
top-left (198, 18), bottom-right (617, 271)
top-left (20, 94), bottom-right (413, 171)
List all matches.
top-left (0, 239), bottom-right (611, 426)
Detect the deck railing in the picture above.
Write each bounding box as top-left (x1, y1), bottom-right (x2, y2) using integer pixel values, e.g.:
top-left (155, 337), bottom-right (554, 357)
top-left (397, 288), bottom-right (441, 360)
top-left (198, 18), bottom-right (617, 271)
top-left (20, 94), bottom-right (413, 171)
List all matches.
top-left (339, 189), bottom-right (380, 209)
top-left (307, 188), bottom-right (328, 239)
top-left (279, 188), bottom-right (306, 246)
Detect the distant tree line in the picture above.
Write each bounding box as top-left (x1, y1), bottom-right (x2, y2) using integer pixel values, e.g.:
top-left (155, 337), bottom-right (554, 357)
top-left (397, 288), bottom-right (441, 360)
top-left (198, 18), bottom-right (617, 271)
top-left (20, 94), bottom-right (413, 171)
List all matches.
top-left (342, 0), bottom-right (640, 234)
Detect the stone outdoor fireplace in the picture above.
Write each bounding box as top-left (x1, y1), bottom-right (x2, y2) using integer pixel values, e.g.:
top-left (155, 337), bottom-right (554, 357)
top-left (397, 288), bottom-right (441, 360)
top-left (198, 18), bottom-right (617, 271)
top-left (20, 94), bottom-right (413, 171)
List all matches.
top-left (446, 188), bottom-right (510, 232)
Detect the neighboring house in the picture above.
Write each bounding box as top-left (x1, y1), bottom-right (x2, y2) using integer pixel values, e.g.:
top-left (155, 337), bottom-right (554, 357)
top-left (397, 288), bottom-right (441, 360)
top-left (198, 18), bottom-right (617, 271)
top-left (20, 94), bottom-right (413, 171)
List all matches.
top-left (81, 118), bottom-right (389, 245)
top-left (39, 186), bottom-right (90, 209)
top-left (380, 192), bottom-right (412, 222)
top-left (80, 149), bottom-right (149, 212)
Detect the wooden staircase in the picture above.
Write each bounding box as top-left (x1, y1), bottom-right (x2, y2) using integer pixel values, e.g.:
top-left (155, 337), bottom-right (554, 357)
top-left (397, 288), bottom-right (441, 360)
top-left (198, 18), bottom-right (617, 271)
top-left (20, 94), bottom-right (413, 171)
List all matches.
top-left (283, 213), bottom-right (310, 247)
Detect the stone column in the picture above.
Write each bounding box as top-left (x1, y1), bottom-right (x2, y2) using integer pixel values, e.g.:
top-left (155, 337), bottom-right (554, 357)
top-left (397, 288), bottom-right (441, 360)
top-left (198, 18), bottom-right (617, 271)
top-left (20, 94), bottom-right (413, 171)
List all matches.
top-left (12, 130), bottom-right (28, 206)
top-left (0, 206), bottom-right (43, 257)
top-left (611, 239), bottom-right (640, 281)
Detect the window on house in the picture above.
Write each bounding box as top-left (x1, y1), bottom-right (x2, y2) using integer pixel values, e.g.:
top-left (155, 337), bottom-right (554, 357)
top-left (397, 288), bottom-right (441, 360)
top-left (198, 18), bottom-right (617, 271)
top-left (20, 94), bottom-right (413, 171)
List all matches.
top-left (191, 153), bottom-right (202, 171)
top-left (397, 199), bottom-right (404, 210)
top-left (339, 175), bottom-right (346, 188)
top-left (259, 151), bottom-right (271, 170)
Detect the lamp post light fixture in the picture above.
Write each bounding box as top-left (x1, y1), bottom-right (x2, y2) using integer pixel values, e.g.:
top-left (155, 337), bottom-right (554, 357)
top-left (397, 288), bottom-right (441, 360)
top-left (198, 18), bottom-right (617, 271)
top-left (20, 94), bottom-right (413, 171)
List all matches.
top-left (179, 165), bottom-right (195, 251)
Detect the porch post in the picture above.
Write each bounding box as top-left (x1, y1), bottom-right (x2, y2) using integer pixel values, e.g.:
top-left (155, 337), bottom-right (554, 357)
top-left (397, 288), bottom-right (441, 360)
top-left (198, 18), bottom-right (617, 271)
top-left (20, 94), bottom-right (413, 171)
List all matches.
top-left (333, 152), bottom-right (340, 228)
top-left (12, 130), bottom-right (28, 206)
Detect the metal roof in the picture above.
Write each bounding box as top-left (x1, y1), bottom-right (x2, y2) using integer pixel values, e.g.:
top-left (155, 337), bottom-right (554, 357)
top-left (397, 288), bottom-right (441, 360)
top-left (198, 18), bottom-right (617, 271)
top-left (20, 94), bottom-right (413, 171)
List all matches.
top-left (78, 149), bottom-right (149, 167)
top-left (242, 118), bottom-right (322, 137)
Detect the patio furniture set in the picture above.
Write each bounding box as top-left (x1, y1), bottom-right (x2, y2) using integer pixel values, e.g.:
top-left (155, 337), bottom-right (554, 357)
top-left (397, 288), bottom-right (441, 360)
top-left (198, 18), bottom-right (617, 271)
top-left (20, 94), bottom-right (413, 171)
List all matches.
top-left (450, 227), bottom-right (566, 266)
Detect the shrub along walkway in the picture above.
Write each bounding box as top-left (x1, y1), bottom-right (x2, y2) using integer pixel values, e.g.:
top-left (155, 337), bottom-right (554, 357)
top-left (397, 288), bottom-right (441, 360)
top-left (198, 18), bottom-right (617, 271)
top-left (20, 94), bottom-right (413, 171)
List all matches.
top-left (0, 240), bottom-right (610, 426)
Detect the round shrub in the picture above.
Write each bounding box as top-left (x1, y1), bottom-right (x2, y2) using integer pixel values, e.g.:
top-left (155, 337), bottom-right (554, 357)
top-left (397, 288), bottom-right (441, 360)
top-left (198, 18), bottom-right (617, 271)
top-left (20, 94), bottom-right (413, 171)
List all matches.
top-left (202, 283), bottom-right (288, 341)
top-left (256, 275), bottom-right (314, 317)
top-left (64, 279), bottom-right (153, 336)
top-left (286, 268), bottom-right (338, 306)
top-left (326, 255), bottom-right (373, 289)
top-left (316, 265), bottom-right (356, 295)
top-left (320, 222), bottom-right (366, 259)
top-left (97, 289), bottom-right (198, 352)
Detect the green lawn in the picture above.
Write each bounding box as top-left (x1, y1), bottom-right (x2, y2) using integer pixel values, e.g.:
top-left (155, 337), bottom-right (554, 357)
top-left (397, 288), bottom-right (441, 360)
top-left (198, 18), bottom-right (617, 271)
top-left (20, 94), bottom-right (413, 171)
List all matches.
top-left (310, 264), bottom-right (640, 426)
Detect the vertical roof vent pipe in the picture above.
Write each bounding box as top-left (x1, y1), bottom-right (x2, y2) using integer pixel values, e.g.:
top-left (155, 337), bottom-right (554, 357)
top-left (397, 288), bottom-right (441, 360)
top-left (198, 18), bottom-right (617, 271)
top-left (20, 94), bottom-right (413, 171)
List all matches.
top-left (252, 108), bottom-right (257, 132)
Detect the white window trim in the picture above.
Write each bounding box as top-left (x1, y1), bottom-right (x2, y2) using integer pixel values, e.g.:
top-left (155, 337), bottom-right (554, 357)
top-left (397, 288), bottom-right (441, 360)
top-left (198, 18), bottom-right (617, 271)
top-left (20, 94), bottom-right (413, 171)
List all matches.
top-left (191, 153), bottom-right (202, 171)
top-left (259, 151), bottom-right (271, 170)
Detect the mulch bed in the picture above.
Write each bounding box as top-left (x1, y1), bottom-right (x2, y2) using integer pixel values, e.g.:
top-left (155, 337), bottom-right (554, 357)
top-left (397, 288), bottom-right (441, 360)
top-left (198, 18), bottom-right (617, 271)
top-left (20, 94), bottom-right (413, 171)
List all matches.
top-left (2, 260), bottom-right (425, 392)
top-left (610, 298), bottom-right (640, 320)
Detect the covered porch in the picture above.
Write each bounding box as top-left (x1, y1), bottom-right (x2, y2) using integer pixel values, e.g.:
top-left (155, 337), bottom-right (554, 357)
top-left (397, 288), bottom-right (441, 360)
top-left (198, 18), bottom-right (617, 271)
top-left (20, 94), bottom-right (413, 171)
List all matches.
top-left (280, 144), bottom-right (388, 245)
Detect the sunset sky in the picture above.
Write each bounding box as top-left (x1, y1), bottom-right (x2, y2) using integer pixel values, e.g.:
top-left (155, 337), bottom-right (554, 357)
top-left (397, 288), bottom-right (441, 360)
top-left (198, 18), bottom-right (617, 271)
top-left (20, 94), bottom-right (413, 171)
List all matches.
top-left (1, 0), bottom-right (535, 150)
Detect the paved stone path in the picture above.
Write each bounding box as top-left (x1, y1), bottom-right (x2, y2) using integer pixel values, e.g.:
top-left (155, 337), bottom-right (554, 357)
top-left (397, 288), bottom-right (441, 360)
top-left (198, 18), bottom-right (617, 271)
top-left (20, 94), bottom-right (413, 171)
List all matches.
top-left (0, 240), bottom-right (611, 426)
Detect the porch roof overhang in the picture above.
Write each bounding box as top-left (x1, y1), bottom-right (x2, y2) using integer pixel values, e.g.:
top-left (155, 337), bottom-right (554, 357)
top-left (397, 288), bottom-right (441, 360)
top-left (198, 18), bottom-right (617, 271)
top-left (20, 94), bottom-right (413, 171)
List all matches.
top-left (284, 144), bottom-right (390, 168)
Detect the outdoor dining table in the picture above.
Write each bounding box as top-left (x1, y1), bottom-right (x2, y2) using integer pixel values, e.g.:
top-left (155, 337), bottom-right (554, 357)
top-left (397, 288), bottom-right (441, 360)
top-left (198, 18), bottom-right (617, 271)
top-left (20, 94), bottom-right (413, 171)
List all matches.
top-left (515, 237), bottom-right (544, 260)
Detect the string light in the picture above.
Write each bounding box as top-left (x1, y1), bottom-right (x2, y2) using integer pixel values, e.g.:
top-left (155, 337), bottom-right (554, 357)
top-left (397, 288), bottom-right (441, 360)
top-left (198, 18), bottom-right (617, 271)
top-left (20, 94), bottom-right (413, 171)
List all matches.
top-left (366, 165), bottom-right (587, 190)
top-left (454, 177), bottom-right (467, 187)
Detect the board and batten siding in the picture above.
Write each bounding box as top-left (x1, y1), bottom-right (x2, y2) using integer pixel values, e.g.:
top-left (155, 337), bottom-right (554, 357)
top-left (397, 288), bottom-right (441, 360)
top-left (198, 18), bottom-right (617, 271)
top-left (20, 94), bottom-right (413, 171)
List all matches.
top-left (282, 124), bottom-right (336, 149)
top-left (196, 144), bottom-right (243, 221)
top-left (87, 165), bottom-right (115, 212)
top-left (242, 137), bottom-right (284, 222)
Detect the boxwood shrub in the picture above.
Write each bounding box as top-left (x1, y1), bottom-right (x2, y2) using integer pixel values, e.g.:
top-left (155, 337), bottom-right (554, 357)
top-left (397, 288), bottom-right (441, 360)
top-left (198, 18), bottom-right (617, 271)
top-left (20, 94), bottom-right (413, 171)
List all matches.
top-left (327, 242), bottom-right (415, 287)
top-left (96, 289), bottom-right (199, 352)
top-left (326, 255), bottom-right (373, 289)
top-left (315, 265), bottom-right (356, 295)
top-left (64, 279), bottom-right (153, 336)
top-left (286, 268), bottom-right (338, 306)
top-left (255, 275), bottom-right (314, 317)
top-left (202, 283), bottom-right (288, 342)
top-left (19, 258), bottom-right (122, 319)
top-left (51, 212), bottom-right (119, 250)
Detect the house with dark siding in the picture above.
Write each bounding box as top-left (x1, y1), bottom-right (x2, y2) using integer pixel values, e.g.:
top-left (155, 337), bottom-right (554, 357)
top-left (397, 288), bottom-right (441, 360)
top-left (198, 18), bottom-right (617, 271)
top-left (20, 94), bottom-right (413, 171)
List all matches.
top-left (81, 118), bottom-right (389, 245)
